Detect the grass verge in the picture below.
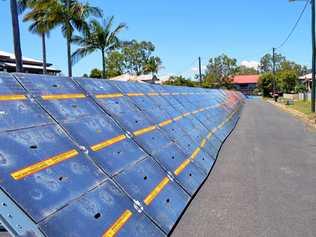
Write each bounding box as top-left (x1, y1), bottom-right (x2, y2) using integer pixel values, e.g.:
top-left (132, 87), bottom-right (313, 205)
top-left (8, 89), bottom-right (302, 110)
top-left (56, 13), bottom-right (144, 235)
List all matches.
top-left (286, 100), bottom-right (316, 119)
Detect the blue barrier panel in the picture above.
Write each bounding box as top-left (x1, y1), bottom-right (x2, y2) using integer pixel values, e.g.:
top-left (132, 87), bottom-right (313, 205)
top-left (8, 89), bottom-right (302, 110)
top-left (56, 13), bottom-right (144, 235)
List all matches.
top-left (147, 85), bottom-right (188, 114)
top-left (40, 180), bottom-right (165, 237)
top-left (1, 73), bottom-right (165, 236)
top-left (151, 143), bottom-right (208, 196)
top-left (179, 116), bottom-right (209, 146)
top-left (14, 74), bottom-right (149, 178)
top-left (75, 79), bottom-right (156, 132)
top-left (106, 81), bottom-right (180, 125)
top-left (161, 86), bottom-right (225, 141)
top-left (186, 147), bottom-right (215, 175)
top-left (13, 73), bottom-right (81, 96)
top-left (0, 125), bottom-right (107, 222)
top-left (0, 73), bottom-right (52, 132)
top-left (14, 74), bottom-right (194, 234)
top-left (154, 119), bottom-right (202, 156)
top-left (62, 115), bottom-right (148, 177)
top-left (0, 73), bottom-right (244, 236)
top-left (202, 135), bottom-right (222, 159)
top-left (161, 105), bottom-right (219, 160)
top-left (14, 73), bottom-right (105, 122)
top-left (109, 81), bottom-right (218, 164)
top-left (114, 157), bottom-right (190, 233)
top-left (74, 78), bottom-right (194, 158)
top-left (110, 81), bottom-right (159, 109)
top-left (134, 84), bottom-right (177, 113)
top-left (213, 107), bottom-right (241, 142)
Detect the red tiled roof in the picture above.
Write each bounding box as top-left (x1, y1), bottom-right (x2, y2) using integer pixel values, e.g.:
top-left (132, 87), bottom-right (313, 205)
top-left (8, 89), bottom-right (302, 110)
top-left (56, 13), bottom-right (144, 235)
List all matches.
top-left (232, 75), bottom-right (260, 84)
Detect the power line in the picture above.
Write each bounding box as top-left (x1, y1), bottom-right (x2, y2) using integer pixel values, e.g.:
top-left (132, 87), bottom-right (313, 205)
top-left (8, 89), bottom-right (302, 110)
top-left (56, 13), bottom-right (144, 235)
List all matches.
top-left (178, 2), bottom-right (308, 76)
top-left (276, 0), bottom-right (309, 50)
top-left (176, 58), bottom-right (199, 76)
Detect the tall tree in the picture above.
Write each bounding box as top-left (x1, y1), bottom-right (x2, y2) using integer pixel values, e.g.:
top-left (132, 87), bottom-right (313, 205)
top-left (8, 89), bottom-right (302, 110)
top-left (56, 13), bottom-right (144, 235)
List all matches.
top-left (259, 53), bottom-right (286, 73)
top-left (279, 60), bottom-right (308, 76)
top-left (259, 52), bottom-right (309, 94)
top-left (144, 56), bottom-right (162, 75)
top-left (50, 0), bottom-right (102, 77)
top-left (258, 73), bottom-right (275, 97)
top-left (10, 0), bottom-right (23, 72)
top-left (121, 40), bottom-right (161, 75)
top-left (204, 54), bottom-right (238, 88)
top-left (104, 51), bottom-right (125, 78)
top-left (277, 70), bottom-right (298, 93)
top-left (163, 76), bottom-right (195, 87)
top-left (21, 0), bottom-right (55, 74)
top-left (89, 68), bottom-right (102, 78)
top-left (97, 40), bottom-right (162, 77)
top-left (236, 65), bottom-right (258, 75)
top-left (72, 17), bottom-right (126, 78)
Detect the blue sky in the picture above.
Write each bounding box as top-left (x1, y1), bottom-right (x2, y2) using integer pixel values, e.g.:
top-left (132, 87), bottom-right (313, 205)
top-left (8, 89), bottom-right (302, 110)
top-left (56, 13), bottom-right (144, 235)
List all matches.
top-left (0, 0), bottom-right (312, 77)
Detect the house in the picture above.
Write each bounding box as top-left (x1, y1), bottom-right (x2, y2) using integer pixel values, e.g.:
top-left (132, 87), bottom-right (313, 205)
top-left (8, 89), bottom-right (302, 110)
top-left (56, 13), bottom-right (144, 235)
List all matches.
top-left (108, 73), bottom-right (171, 84)
top-left (232, 75), bottom-right (260, 95)
top-left (0, 50), bottom-right (61, 75)
top-left (299, 73), bottom-right (312, 92)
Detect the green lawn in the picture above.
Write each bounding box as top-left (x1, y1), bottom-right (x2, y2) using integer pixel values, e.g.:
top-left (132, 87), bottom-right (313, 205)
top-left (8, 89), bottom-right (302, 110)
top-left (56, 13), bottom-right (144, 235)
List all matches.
top-left (287, 100), bottom-right (316, 117)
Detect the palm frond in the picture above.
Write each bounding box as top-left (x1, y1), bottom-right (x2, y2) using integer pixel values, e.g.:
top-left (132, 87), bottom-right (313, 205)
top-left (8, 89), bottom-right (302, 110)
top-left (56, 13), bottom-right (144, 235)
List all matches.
top-left (86, 5), bottom-right (103, 18)
top-left (23, 0), bottom-right (60, 34)
top-left (71, 46), bottom-right (96, 65)
top-left (71, 16), bottom-right (126, 65)
top-left (71, 35), bottom-right (85, 45)
top-left (17, 0), bottom-right (31, 14)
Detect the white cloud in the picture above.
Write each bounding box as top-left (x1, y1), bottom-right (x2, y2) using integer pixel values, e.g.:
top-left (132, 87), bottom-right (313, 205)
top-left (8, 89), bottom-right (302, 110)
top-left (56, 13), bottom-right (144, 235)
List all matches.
top-left (240, 60), bottom-right (259, 70)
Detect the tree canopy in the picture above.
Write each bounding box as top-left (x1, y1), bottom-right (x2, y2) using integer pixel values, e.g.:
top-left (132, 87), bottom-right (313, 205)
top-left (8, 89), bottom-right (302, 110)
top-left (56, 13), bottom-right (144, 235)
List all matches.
top-left (104, 51), bottom-right (125, 78)
top-left (258, 52), bottom-right (309, 96)
top-left (163, 52), bottom-right (309, 93)
top-left (203, 54), bottom-right (238, 89)
top-left (259, 53), bottom-right (285, 73)
top-left (257, 73), bottom-right (275, 97)
top-left (236, 65), bottom-right (258, 75)
top-left (89, 68), bottom-right (102, 78)
top-left (101, 40), bottom-right (162, 78)
top-left (163, 76), bottom-right (196, 87)
top-left (121, 40), bottom-right (162, 75)
top-left (72, 16), bottom-right (127, 78)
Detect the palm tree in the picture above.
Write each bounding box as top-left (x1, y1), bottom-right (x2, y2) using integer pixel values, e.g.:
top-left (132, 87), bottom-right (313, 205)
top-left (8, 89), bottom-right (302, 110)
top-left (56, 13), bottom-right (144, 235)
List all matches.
top-left (10, 0), bottom-right (23, 72)
top-left (72, 17), bottom-right (127, 79)
top-left (49, 0), bottom-right (103, 77)
top-left (21, 0), bottom-right (55, 74)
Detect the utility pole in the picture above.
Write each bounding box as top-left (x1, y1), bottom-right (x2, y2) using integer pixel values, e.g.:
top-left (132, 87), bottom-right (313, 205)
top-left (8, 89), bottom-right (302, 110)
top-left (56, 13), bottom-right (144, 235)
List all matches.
top-left (289, 0), bottom-right (315, 112)
top-left (198, 57), bottom-right (202, 85)
top-left (272, 47), bottom-right (277, 102)
top-left (311, 0), bottom-right (316, 112)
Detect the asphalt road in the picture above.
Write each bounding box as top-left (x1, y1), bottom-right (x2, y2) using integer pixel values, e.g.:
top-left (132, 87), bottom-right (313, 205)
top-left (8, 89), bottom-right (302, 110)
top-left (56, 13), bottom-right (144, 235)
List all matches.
top-left (172, 100), bottom-right (316, 237)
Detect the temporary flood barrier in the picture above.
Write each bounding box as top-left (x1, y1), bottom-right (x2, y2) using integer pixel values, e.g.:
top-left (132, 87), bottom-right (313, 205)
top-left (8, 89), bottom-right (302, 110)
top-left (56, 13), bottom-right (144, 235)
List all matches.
top-left (0, 73), bottom-right (244, 237)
